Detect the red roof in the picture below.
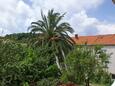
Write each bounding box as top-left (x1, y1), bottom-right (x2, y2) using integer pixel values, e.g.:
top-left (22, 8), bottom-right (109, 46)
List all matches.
top-left (72, 34), bottom-right (115, 45)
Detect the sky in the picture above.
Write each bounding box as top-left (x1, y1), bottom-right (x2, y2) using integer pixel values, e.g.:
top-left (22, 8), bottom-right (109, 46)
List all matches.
top-left (0, 0), bottom-right (115, 36)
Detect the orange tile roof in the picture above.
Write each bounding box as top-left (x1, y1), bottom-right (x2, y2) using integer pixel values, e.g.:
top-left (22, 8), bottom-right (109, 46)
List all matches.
top-left (72, 34), bottom-right (115, 45)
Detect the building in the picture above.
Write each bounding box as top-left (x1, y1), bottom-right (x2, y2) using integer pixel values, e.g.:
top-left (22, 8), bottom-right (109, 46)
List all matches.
top-left (72, 34), bottom-right (115, 74)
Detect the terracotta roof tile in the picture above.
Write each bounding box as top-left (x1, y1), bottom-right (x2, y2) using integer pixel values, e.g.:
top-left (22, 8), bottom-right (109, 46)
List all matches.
top-left (72, 34), bottom-right (115, 45)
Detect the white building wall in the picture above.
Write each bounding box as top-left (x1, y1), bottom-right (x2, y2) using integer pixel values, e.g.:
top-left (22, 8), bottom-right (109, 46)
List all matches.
top-left (103, 46), bottom-right (115, 74)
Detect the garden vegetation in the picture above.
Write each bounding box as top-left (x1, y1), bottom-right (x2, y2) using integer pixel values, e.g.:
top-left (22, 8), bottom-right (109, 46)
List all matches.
top-left (0, 9), bottom-right (112, 86)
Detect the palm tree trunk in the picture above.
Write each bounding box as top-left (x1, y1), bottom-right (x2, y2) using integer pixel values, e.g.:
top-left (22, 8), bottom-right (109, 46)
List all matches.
top-left (62, 50), bottom-right (68, 72)
top-left (55, 55), bottom-right (62, 71)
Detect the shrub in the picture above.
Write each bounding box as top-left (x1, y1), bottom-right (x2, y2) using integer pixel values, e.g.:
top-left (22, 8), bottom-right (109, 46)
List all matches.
top-left (0, 41), bottom-right (60, 86)
top-left (37, 78), bottom-right (59, 86)
top-left (62, 45), bottom-right (111, 86)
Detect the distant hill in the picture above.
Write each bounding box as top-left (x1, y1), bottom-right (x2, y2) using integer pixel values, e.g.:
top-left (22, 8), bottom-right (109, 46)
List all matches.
top-left (0, 33), bottom-right (38, 44)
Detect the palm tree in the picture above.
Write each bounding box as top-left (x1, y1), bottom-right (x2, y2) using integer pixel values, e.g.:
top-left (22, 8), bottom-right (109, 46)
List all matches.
top-left (28, 9), bottom-right (75, 71)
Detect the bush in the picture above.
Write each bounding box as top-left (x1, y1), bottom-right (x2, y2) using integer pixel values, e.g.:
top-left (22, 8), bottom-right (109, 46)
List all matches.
top-left (62, 45), bottom-right (111, 86)
top-left (0, 41), bottom-right (60, 86)
top-left (93, 70), bottom-right (112, 84)
top-left (37, 78), bottom-right (59, 86)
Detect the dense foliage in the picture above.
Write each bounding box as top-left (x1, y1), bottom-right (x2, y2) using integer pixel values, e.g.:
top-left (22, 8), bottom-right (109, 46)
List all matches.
top-left (4, 33), bottom-right (38, 44)
top-left (0, 40), bottom-right (60, 86)
top-left (0, 38), bottom-right (111, 86)
top-left (0, 9), bottom-right (112, 86)
top-left (62, 45), bottom-right (111, 86)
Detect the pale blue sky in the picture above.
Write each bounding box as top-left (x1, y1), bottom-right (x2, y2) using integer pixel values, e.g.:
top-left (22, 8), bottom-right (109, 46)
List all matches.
top-left (0, 0), bottom-right (115, 36)
top-left (88, 0), bottom-right (115, 22)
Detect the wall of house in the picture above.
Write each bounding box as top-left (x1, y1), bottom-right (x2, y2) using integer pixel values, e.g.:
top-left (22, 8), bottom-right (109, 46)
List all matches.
top-left (103, 46), bottom-right (115, 74)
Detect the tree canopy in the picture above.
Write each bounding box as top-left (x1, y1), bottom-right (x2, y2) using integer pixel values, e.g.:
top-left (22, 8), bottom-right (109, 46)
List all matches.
top-left (28, 9), bottom-right (75, 71)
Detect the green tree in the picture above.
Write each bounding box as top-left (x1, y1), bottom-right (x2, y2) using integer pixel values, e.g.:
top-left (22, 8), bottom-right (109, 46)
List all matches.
top-left (28, 9), bottom-right (75, 71)
top-left (0, 41), bottom-right (28, 86)
top-left (0, 41), bottom-right (60, 86)
top-left (63, 45), bottom-right (111, 86)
